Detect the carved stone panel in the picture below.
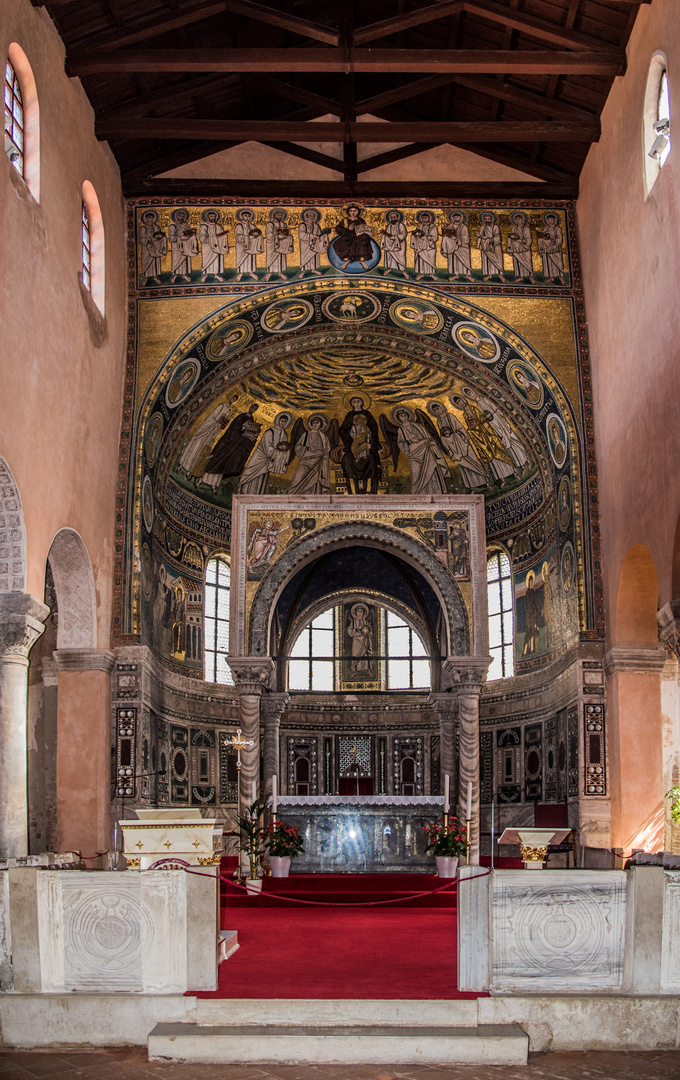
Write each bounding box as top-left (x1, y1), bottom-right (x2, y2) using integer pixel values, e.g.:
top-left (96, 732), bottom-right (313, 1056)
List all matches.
top-left (37, 870), bottom-right (187, 993)
top-left (661, 871), bottom-right (680, 992)
top-left (493, 870), bottom-right (626, 992)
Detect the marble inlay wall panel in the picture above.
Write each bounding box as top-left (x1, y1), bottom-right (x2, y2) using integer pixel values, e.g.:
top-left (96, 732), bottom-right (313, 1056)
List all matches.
top-left (661, 871), bottom-right (680, 992)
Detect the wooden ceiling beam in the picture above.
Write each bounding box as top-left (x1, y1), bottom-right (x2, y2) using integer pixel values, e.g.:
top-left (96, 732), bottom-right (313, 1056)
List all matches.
top-left (71, 47), bottom-right (625, 76)
top-left (451, 74), bottom-right (596, 122)
top-left (355, 75), bottom-right (456, 115)
top-left (244, 75), bottom-right (341, 116)
top-left (96, 74), bottom-right (242, 119)
top-left (453, 140), bottom-right (576, 183)
top-left (356, 142), bottom-right (441, 173)
top-left (97, 117), bottom-right (601, 142)
top-left (122, 176), bottom-right (579, 198)
top-left (64, 1), bottom-right (230, 51)
top-left (353, 2), bottom-right (462, 45)
top-left (259, 141), bottom-right (343, 171)
top-left (458, 0), bottom-right (609, 51)
top-left (221, 0), bottom-right (339, 46)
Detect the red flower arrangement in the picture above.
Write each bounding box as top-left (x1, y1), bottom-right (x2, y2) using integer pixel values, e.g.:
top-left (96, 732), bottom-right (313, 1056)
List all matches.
top-left (423, 816), bottom-right (468, 857)
top-left (261, 820), bottom-right (304, 858)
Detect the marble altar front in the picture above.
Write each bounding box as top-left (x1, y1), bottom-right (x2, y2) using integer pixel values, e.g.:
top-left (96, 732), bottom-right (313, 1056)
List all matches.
top-left (276, 795), bottom-right (445, 873)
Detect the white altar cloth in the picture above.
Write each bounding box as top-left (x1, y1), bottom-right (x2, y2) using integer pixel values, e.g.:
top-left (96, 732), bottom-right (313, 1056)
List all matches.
top-left (120, 809), bottom-right (222, 870)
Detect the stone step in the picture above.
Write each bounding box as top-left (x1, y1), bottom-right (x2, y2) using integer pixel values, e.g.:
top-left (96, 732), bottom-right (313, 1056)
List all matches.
top-left (148, 1021), bottom-right (528, 1065)
top-left (195, 996), bottom-right (479, 1027)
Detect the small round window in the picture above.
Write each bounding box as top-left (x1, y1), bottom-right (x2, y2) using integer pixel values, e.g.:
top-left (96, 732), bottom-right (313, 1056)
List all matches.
top-left (644, 54), bottom-right (671, 194)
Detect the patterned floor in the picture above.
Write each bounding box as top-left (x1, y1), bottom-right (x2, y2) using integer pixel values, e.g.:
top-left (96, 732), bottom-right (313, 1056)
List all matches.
top-left (1, 1050), bottom-right (680, 1080)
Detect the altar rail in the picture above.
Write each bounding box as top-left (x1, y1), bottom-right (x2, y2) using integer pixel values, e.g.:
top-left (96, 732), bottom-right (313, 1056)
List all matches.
top-left (0, 867), bottom-right (218, 994)
top-left (458, 865), bottom-right (678, 995)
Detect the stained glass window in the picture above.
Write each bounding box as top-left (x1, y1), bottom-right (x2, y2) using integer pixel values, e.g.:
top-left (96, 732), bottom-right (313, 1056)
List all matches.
top-left (81, 202), bottom-right (92, 292)
top-left (4, 60), bottom-right (23, 176)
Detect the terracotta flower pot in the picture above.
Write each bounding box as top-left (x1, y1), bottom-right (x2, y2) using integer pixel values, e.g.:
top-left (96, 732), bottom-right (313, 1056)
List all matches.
top-left (270, 855), bottom-right (292, 877)
top-left (435, 855), bottom-right (459, 878)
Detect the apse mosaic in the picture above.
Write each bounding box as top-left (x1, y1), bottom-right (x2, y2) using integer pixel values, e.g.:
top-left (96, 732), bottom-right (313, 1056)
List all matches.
top-left (134, 201), bottom-right (572, 291)
top-left (118, 196), bottom-right (602, 682)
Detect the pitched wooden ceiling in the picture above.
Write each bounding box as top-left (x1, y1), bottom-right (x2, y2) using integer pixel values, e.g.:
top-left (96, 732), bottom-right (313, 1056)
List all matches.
top-left (38, 0), bottom-right (647, 197)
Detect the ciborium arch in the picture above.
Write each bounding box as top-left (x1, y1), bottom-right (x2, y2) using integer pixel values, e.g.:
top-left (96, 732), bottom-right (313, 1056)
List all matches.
top-left (228, 494), bottom-right (492, 864)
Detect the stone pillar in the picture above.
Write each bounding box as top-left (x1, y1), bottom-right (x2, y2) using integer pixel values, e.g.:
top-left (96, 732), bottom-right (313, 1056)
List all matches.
top-left (428, 692), bottom-right (457, 798)
top-left (604, 646), bottom-right (667, 854)
top-left (228, 658), bottom-right (275, 819)
top-left (54, 648), bottom-right (115, 857)
top-left (658, 602), bottom-right (680, 853)
top-left (444, 656), bottom-right (490, 866)
top-left (0, 594), bottom-right (50, 858)
top-left (261, 692), bottom-right (289, 803)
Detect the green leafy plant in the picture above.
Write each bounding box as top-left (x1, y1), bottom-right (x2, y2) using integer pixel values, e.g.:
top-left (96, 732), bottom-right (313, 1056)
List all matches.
top-left (261, 820), bottom-right (304, 858)
top-left (666, 786), bottom-right (680, 825)
top-left (238, 799), bottom-right (265, 878)
top-left (423, 816), bottom-right (468, 858)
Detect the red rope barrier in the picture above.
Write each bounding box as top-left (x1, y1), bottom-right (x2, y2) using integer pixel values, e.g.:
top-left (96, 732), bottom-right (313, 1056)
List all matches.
top-left (182, 865), bottom-right (490, 907)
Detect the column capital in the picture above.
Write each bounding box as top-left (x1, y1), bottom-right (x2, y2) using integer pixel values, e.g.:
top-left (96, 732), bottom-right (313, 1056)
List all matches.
top-left (604, 646), bottom-right (668, 677)
top-left (0, 593), bottom-right (50, 661)
top-left (261, 692), bottom-right (290, 721)
top-left (443, 656), bottom-right (491, 695)
top-left (54, 648), bottom-right (115, 674)
top-left (428, 691), bottom-right (457, 718)
top-left (228, 656), bottom-right (275, 695)
top-left (658, 600), bottom-right (680, 660)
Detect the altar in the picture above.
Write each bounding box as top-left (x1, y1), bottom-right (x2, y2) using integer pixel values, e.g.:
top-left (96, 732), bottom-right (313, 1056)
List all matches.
top-left (276, 796), bottom-right (445, 873)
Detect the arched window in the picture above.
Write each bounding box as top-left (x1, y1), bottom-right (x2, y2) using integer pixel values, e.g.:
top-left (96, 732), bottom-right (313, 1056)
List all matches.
top-left (4, 59), bottom-right (24, 175)
top-left (204, 556), bottom-right (233, 685)
top-left (287, 604), bottom-right (430, 691)
top-left (385, 610), bottom-right (429, 689)
top-left (644, 54), bottom-right (672, 193)
top-left (81, 181), bottom-right (105, 314)
top-left (4, 44), bottom-right (39, 201)
top-left (487, 550), bottom-right (514, 679)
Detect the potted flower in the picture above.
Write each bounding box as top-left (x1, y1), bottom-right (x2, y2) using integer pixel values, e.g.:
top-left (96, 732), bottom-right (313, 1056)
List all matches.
top-left (261, 820), bottom-right (304, 877)
top-left (423, 817), bottom-right (468, 878)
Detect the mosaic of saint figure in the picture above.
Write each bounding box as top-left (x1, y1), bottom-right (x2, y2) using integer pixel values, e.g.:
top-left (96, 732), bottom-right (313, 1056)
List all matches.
top-left (235, 209), bottom-right (264, 281)
top-left (410, 211), bottom-right (438, 280)
top-left (441, 211), bottom-right (473, 281)
top-left (168, 208), bottom-right (198, 284)
top-left (538, 213), bottom-right (566, 284)
top-left (476, 211), bottom-right (504, 281)
top-left (381, 407), bottom-right (450, 495)
top-left (238, 411), bottom-right (293, 494)
top-left (139, 210), bottom-right (167, 285)
top-left (179, 396), bottom-right (238, 477)
top-left (298, 208), bottom-right (328, 277)
top-left (264, 208), bottom-right (294, 281)
top-left (346, 603), bottom-right (374, 674)
top-left (427, 401), bottom-right (487, 491)
top-left (201, 403), bottom-right (261, 490)
top-left (198, 208), bottom-right (229, 283)
top-left (288, 414), bottom-right (335, 495)
top-left (380, 210), bottom-right (407, 276)
top-left (507, 211), bottom-right (535, 283)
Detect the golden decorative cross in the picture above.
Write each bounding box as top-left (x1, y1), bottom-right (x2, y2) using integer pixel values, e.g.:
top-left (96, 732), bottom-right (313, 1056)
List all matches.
top-left (226, 727), bottom-right (254, 771)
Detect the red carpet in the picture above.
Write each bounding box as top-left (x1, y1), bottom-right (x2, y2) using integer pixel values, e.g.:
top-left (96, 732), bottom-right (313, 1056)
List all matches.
top-left (196, 906), bottom-right (480, 999)
top-left (193, 869), bottom-right (483, 1000)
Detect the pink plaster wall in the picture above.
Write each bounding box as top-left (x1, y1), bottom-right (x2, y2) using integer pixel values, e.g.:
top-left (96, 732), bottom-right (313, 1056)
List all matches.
top-left (578, 0), bottom-right (680, 624)
top-left (0, 0), bottom-right (126, 647)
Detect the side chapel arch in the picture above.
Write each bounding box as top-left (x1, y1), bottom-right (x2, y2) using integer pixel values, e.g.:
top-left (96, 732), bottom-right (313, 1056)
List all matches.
top-left (0, 456), bottom-right (26, 593)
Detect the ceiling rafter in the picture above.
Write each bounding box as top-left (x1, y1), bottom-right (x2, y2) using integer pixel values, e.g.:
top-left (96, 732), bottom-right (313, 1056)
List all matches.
top-left (353, 2), bottom-right (463, 46)
top-left (96, 117), bottom-right (601, 143)
top-left (69, 47), bottom-right (625, 77)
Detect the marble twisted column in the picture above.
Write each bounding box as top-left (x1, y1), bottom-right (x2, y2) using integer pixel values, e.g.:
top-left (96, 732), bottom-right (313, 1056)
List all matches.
top-left (0, 593), bottom-right (50, 858)
top-left (261, 693), bottom-right (289, 803)
top-left (428, 692), bottom-right (457, 799)
top-left (444, 656), bottom-right (491, 866)
top-left (227, 657), bottom-right (275, 823)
